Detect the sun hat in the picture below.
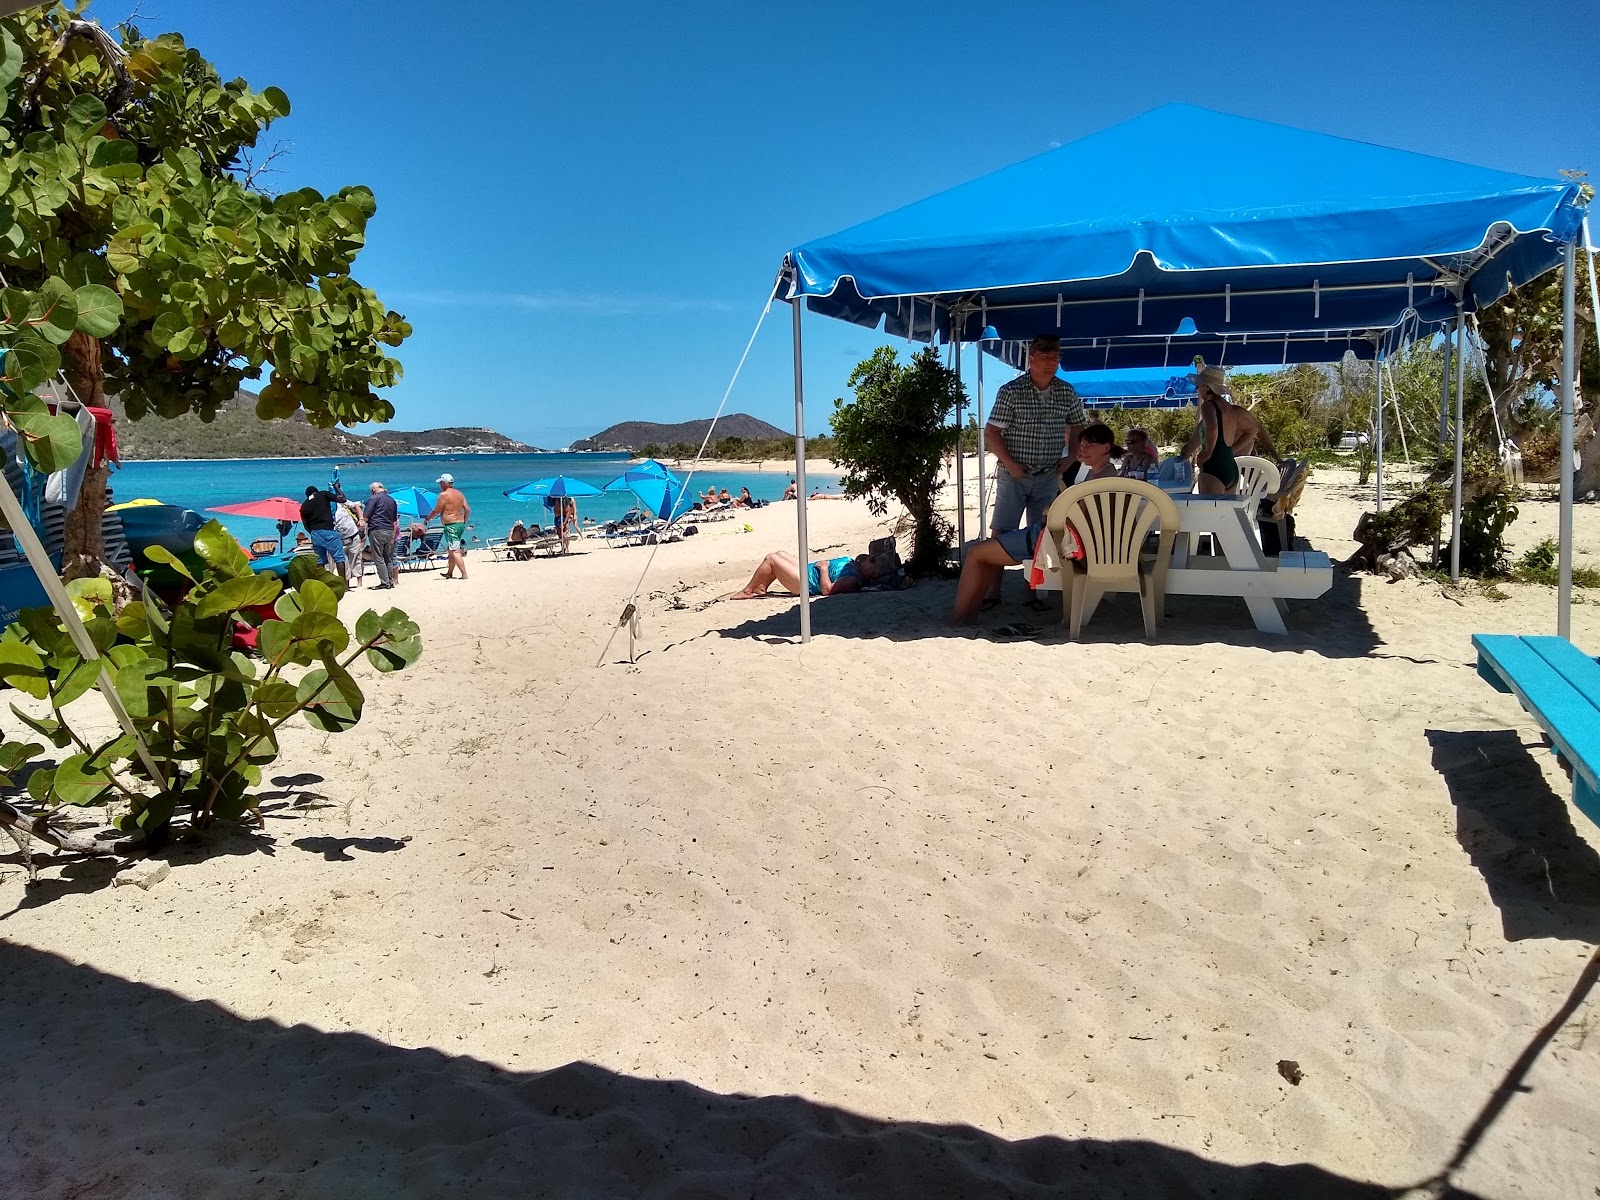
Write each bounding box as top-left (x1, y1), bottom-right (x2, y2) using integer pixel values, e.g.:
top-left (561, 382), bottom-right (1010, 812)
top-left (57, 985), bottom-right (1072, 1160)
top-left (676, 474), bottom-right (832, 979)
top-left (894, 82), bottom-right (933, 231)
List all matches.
top-left (1193, 365), bottom-right (1227, 394)
top-left (437, 472), bottom-right (454, 485)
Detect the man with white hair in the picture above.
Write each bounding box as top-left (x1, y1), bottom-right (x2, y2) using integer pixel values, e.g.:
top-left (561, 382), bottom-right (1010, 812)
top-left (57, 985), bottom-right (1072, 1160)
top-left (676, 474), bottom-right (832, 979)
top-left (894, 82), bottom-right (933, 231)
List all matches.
top-left (363, 481), bottom-right (400, 589)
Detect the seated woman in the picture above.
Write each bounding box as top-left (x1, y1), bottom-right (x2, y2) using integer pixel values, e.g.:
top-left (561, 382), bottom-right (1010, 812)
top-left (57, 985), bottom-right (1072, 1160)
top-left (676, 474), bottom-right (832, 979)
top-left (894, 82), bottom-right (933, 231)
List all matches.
top-left (955, 423), bottom-right (1121, 622)
top-left (1119, 428), bottom-right (1160, 480)
top-left (730, 549), bottom-right (893, 600)
top-left (736, 486), bottom-right (754, 508)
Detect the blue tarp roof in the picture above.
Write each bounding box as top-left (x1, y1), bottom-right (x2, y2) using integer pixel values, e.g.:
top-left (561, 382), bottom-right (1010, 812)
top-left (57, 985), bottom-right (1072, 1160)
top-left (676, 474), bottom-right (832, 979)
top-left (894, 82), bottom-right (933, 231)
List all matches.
top-left (783, 105), bottom-right (1587, 369)
top-left (1066, 371), bottom-right (1197, 409)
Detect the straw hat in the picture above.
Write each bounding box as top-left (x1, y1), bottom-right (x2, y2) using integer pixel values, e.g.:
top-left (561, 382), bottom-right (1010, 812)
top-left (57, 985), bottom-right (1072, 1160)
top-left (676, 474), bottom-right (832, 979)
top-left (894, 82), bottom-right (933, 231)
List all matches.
top-left (1193, 365), bottom-right (1227, 395)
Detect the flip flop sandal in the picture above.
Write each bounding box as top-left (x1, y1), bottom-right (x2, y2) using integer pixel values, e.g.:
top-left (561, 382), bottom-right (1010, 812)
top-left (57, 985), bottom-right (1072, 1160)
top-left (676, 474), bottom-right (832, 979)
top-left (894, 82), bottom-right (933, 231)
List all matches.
top-left (988, 622), bottom-right (1043, 641)
top-left (1023, 597), bottom-right (1053, 613)
top-left (978, 597), bottom-right (1002, 613)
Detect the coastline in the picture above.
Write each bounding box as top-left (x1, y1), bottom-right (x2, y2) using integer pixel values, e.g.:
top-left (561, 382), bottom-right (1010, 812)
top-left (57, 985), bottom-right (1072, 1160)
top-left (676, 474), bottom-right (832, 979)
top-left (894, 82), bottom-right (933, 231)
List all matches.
top-left (641, 455), bottom-right (840, 475)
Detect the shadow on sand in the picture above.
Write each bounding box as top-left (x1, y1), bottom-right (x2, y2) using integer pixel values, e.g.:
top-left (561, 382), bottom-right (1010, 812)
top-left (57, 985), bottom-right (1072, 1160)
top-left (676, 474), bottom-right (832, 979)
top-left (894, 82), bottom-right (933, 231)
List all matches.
top-left (1427, 728), bottom-right (1600, 943)
top-left (0, 942), bottom-right (1479, 1199)
top-left (707, 563), bottom-right (1382, 660)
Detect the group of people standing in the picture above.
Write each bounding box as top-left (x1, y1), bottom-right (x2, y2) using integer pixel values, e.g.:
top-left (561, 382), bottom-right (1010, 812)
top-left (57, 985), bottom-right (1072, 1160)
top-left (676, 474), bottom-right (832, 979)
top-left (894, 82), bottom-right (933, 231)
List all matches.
top-left (952, 336), bottom-right (1272, 621)
top-left (298, 471), bottom-right (472, 587)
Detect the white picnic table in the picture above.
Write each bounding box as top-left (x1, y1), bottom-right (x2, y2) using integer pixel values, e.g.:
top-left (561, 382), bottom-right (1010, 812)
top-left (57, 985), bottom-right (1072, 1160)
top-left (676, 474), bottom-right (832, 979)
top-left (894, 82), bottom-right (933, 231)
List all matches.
top-left (1032, 490), bottom-right (1333, 635)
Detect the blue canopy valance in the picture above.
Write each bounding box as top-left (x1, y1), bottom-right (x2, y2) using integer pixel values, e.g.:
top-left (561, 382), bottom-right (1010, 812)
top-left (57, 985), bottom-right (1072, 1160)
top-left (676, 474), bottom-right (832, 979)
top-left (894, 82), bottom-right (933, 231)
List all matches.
top-left (780, 105), bottom-right (1587, 368)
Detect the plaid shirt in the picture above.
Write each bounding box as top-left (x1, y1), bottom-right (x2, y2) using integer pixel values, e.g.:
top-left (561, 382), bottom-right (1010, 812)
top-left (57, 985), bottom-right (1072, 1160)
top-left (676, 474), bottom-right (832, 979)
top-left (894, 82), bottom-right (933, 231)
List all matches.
top-left (987, 375), bottom-right (1087, 471)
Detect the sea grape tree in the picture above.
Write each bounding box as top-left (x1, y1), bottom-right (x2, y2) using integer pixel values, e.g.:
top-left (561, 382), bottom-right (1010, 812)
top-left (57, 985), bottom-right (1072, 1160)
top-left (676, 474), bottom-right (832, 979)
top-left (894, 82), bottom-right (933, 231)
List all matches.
top-left (0, 5), bottom-right (410, 570)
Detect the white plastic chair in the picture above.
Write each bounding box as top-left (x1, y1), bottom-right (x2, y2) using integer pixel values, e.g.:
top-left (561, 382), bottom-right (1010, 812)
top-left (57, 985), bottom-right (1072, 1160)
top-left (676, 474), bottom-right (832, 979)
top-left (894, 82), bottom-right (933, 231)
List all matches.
top-left (1045, 478), bottom-right (1179, 640)
top-left (1234, 456), bottom-right (1281, 506)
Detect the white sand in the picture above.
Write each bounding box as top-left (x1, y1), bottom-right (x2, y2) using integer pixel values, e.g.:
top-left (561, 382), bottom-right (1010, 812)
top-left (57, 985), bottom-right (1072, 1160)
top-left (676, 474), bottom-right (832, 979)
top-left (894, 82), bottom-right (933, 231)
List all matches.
top-left (3, 463), bottom-right (1598, 1198)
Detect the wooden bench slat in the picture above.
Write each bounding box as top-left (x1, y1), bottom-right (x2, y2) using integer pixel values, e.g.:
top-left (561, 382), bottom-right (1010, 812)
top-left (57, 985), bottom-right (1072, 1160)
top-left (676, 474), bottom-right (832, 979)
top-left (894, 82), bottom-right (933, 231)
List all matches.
top-left (1525, 635), bottom-right (1600, 706)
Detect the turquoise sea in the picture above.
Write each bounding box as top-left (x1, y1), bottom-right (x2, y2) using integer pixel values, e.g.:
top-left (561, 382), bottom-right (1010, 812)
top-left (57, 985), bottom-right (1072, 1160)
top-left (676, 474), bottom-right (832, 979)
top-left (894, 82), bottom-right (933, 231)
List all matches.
top-left (110, 452), bottom-right (837, 548)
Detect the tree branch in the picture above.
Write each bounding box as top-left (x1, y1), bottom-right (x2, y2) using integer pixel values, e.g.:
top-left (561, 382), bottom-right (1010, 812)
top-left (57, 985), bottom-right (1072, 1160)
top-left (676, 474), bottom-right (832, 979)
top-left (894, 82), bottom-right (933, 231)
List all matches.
top-left (0, 795), bottom-right (118, 856)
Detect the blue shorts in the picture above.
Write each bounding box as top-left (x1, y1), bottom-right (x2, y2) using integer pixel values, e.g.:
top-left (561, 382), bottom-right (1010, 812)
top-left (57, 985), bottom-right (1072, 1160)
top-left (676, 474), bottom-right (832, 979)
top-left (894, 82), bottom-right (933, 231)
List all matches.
top-left (308, 528), bottom-right (345, 565)
top-left (995, 522), bottom-right (1043, 563)
top-left (992, 468), bottom-right (1060, 536)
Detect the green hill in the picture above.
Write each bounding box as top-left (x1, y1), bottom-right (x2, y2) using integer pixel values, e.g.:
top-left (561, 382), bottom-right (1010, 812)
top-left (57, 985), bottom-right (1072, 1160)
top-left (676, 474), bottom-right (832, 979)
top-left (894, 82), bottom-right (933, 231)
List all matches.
top-left (107, 390), bottom-right (536, 459)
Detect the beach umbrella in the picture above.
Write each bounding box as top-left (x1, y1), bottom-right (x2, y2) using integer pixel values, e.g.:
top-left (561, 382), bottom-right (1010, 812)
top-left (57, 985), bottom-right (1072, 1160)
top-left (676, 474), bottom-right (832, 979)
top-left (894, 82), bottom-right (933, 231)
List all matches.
top-left (208, 496), bottom-right (307, 523)
top-left (502, 475), bottom-right (604, 502)
top-left (389, 486), bottom-right (439, 520)
top-left (602, 468), bottom-right (691, 521)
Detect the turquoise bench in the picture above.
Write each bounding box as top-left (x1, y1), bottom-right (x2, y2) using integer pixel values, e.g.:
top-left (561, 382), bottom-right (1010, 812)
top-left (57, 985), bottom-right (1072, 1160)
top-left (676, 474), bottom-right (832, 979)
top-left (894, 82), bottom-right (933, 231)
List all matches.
top-left (1472, 634), bottom-right (1600, 830)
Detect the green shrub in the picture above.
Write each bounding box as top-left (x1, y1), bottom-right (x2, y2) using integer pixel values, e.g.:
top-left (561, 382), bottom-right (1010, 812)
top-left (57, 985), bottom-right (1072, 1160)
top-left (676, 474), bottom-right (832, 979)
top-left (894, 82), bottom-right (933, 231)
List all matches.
top-left (0, 522), bottom-right (422, 847)
top-left (1514, 538), bottom-right (1600, 588)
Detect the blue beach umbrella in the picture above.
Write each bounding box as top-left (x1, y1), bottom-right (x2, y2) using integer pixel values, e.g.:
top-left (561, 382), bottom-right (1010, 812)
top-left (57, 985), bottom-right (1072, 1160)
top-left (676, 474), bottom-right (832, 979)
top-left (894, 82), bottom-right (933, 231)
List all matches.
top-left (389, 486), bottom-right (439, 519)
top-left (502, 475), bottom-right (604, 502)
top-left (602, 460), bottom-right (691, 521)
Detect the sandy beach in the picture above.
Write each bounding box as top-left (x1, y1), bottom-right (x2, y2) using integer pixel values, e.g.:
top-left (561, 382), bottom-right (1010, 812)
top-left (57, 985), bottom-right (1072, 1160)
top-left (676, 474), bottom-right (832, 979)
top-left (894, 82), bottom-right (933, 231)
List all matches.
top-left (3, 463), bottom-right (1598, 1198)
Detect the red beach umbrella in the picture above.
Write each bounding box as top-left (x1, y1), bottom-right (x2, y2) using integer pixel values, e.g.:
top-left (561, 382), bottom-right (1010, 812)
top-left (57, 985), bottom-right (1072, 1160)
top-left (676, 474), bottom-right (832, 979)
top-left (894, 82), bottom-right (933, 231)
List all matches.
top-left (207, 497), bottom-right (307, 523)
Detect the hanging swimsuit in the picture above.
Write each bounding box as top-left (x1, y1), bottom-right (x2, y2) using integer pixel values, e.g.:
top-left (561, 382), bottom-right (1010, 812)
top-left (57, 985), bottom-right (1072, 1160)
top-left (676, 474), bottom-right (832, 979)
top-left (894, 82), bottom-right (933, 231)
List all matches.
top-left (1201, 394), bottom-right (1240, 489)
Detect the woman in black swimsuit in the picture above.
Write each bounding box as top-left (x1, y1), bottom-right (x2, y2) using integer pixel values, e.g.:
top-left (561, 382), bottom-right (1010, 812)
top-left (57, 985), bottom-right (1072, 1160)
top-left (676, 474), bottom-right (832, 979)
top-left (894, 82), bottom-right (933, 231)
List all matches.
top-left (1192, 365), bottom-right (1240, 494)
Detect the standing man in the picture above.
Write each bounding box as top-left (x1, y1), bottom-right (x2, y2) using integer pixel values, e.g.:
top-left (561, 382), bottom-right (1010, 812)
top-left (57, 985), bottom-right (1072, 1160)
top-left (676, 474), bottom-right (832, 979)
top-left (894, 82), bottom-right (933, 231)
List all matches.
top-left (425, 472), bottom-right (471, 580)
top-left (982, 335), bottom-right (1087, 610)
top-left (363, 482), bottom-right (400, 590)
top-left (300, 484), bottom-right (345, 572)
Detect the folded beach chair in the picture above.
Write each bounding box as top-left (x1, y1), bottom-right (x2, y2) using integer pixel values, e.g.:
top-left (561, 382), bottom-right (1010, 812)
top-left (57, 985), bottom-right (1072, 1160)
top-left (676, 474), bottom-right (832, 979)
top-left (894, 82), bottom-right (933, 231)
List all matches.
top-left (1045, 478), bottom-right (1179, 640)
top-left (1260, 458), bottom-right (1310, 555)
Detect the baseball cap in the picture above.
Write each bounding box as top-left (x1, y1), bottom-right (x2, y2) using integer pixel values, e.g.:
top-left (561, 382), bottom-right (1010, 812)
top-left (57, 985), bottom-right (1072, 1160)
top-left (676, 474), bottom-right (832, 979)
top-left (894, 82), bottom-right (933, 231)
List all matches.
top-left (437, 472), bottom-right (454, 485)
top-left (1029, 335), bottom-right (1061, 355)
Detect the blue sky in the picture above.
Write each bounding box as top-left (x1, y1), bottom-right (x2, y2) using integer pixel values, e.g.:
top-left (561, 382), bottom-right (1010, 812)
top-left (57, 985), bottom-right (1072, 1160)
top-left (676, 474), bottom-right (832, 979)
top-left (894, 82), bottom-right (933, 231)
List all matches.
top-left (108, 0), bottom-right (1595, 448)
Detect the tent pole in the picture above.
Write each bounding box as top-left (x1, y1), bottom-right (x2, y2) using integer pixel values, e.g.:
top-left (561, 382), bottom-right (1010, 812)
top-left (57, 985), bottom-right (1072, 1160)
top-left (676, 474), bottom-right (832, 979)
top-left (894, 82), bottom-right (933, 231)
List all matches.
top-left (1374, 337), bottom-right (1385, 512)
top-left (1450, 301), bottom-right (1467, 581)
top-left (1558, 240), bottom-right (1576, 638)
top-left (952, 335), bottom-right (966, 551)
top-left (0, 466), bottom-right (168, 790)
top-left (790, 298), bottom-right (810, 644)
top-left (1437, 323), bottom-right (1453, 449)
top-left (976, 322), bottom-right (988, 538)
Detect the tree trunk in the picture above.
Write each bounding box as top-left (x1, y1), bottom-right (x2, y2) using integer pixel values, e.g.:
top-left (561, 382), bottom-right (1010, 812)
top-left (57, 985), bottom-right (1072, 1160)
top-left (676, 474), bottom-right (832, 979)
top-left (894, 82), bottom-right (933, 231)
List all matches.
top-left (60, 330), bottom-right (108, 580)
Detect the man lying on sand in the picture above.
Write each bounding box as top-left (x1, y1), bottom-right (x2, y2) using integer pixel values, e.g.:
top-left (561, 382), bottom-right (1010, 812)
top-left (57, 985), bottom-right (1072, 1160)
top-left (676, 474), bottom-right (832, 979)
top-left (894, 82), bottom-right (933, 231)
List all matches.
top-left (729, 550), bottom-right (896, 599)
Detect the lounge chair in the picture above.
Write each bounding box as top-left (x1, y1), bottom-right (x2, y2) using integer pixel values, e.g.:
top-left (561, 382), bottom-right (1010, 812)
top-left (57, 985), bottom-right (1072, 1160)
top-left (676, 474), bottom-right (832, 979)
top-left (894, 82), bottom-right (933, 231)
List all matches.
top-left (395, 528), bottom-right (445, 572)
top-left (1261, 458), bottom-right (1310, 555)
top-left (1043, 477), bottom-right (1179, 640)
top-left (249, 537), bottom-right (279, 557)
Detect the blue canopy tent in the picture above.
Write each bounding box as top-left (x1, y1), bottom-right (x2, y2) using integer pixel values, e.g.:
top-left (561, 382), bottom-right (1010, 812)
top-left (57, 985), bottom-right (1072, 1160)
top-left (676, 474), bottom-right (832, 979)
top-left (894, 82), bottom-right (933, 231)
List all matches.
top-left (775, 104), bottom-right (1589, 641)
top-left (1067, 370), bottom-right (1198, 410)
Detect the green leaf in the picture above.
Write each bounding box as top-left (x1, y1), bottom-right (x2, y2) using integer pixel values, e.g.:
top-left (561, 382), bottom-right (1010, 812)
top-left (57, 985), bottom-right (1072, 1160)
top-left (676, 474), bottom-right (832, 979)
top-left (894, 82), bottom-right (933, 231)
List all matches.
top-left (11, 703), bottom-right (71, 749)
top-left (288, 610), bottom-right (348, 654)
top-left (134, 792), bottom-right (176, 834)
top-left (296, 577), bottom-right (337, 617)
top-left (0, 25), bottom-right (23, 92)
top-left (2, 327), bottom-right (62, 393)
top-left (115, 601), bottom-right (151, 641)
top-left (357, 608), bottom-right (423, 673)
top-left (296, 663), bottom-right (362, 733)
top-left (34, 277), bottom-right (78, 345)
top-left (52, 657), bottom-right (102, 708)
top-left (142, 545), bottom-right (196, 582)
top-left (72, 284), bottom-right (123, 337)
top-left (192, 520), bottom-right (250, 579)
top-left (193, 572), bottom-right (281, 618)
top-left (52, 752), bottom-right (115, 806)
top-left (14, 410), bottom-right (83, 474)
top-left (252, 679), bottom-right (299, 719)
top-left (0, 740), bottom-right (44, 772)
top-left (0, 638), bottom-right (49, 699)
top-left (65, 576), bottom-right (114, 620)
top-left (65, 94), bottom-right (108, 129)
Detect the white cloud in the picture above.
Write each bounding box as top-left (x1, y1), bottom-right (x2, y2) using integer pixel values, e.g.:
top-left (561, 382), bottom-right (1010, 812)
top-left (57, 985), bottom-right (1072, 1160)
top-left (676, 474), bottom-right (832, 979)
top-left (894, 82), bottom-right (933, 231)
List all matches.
top-left (383, 288), bottom-right (734, 315)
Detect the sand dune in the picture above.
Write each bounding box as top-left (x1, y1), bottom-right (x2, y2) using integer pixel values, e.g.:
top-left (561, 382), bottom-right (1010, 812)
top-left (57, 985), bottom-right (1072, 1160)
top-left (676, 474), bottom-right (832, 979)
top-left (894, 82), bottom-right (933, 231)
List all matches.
top-left (2, 464), bottom-right (1597, 1198)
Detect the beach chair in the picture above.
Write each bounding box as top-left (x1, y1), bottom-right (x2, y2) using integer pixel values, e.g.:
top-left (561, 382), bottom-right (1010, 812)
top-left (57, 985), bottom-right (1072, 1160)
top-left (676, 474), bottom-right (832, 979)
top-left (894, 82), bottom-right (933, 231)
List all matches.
top-left (1234, 455), bottom-right (1281, 506)
top-left (395, 528), bottom-right (444, 572)
top-left (248, 537), bottom-right (279, 557)
top-left (1045, 478), bottom-right (1179, 640)
top-left (1261, 459), bottom-right (1310, 554)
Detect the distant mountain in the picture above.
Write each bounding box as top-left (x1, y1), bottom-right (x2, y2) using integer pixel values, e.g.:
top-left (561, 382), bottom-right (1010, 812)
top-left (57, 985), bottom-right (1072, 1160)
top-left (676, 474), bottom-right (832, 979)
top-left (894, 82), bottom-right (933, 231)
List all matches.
top-left (574, 413), bottom-right (789, 452)
top-left (107, 389), bottom-right (540, 460)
